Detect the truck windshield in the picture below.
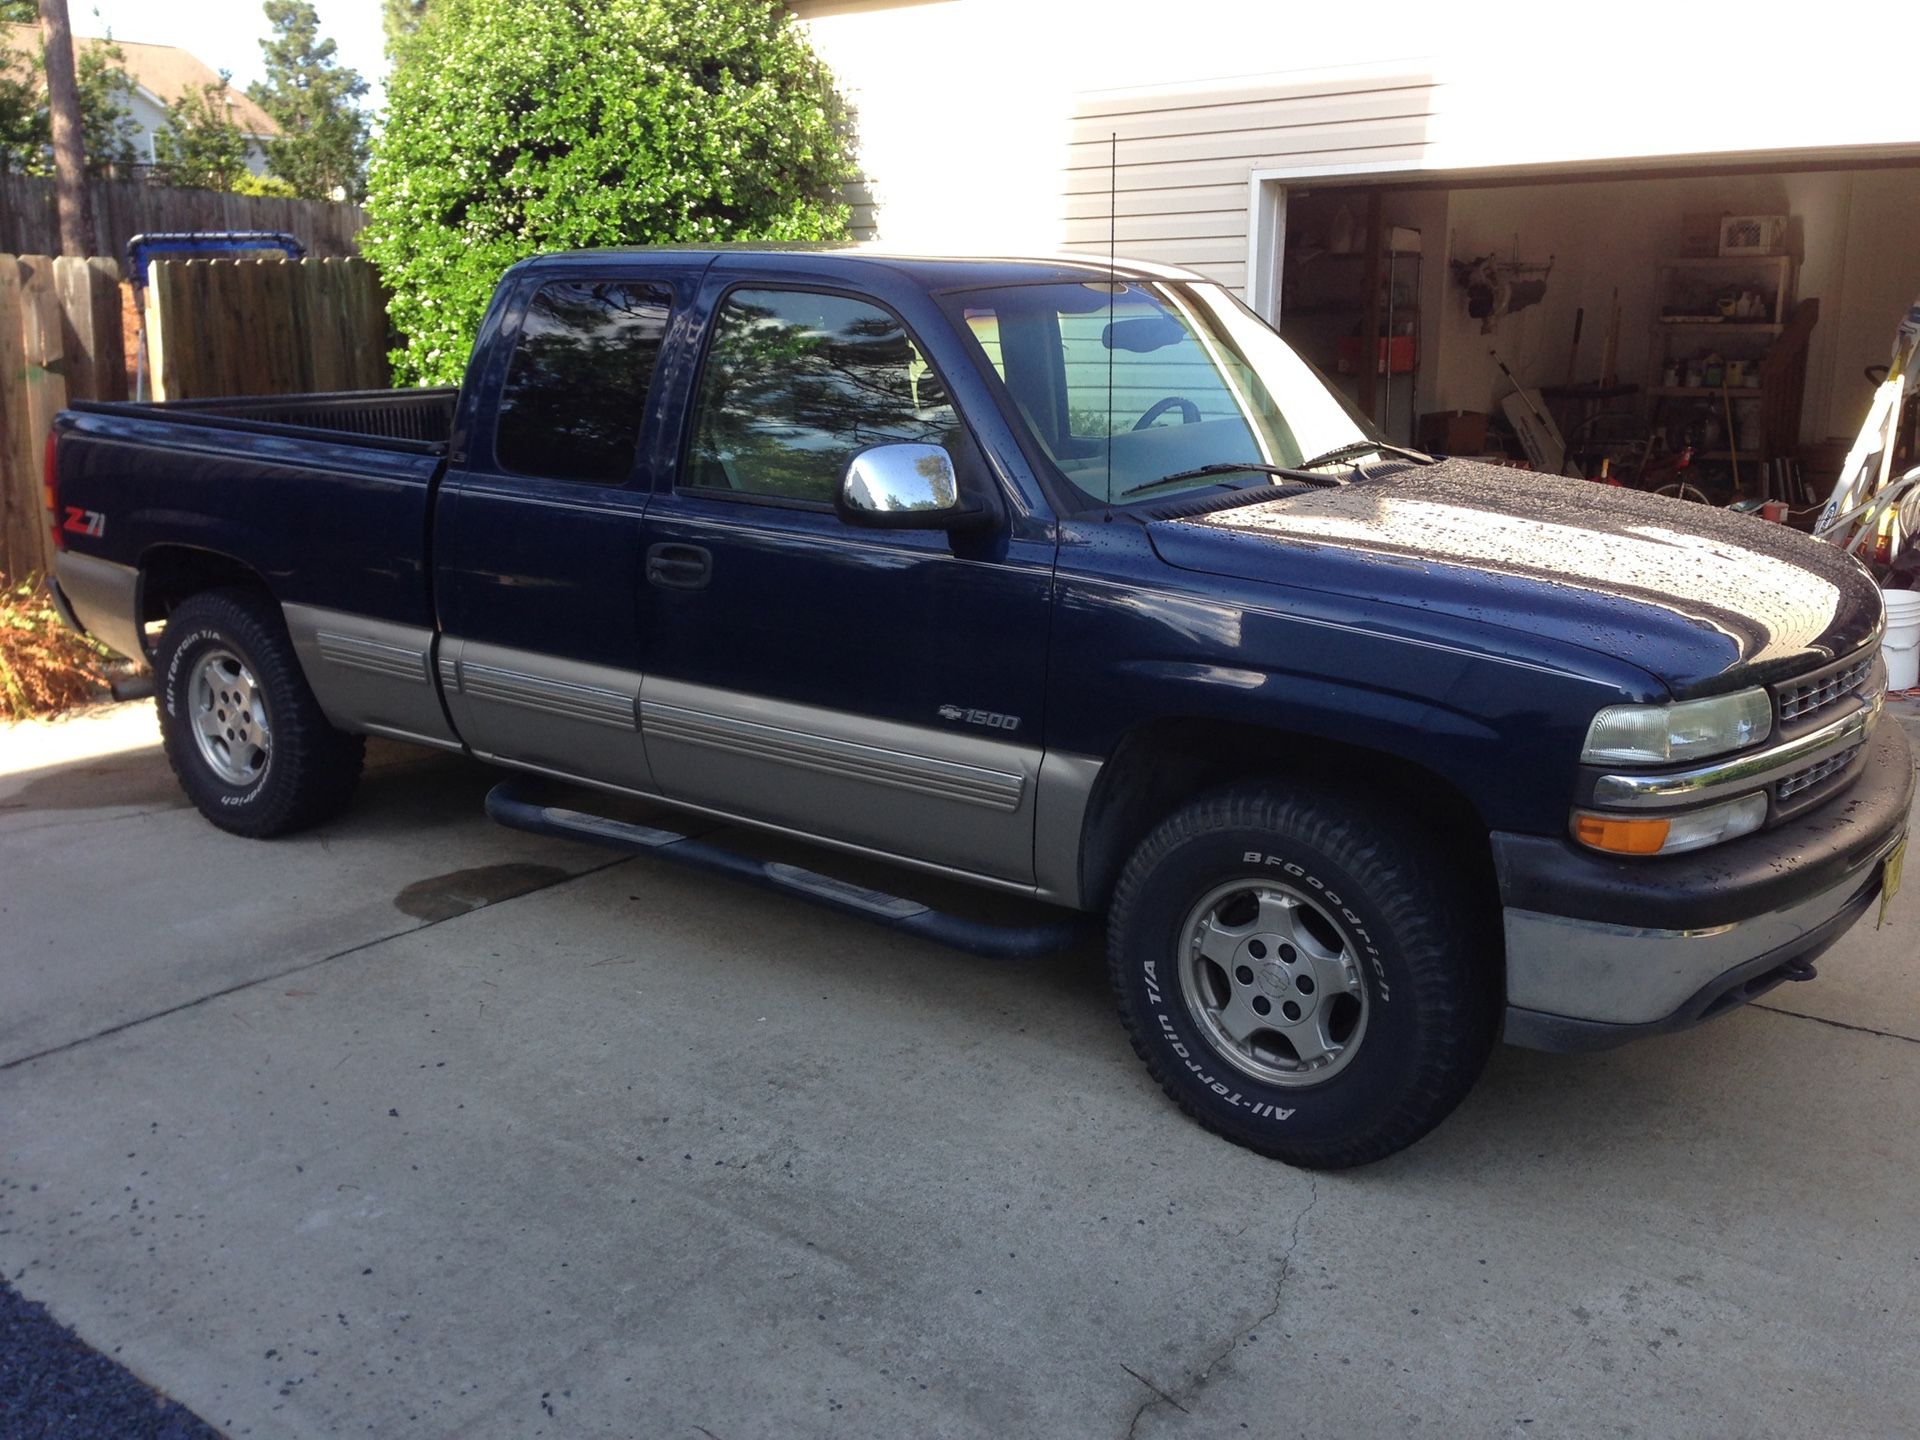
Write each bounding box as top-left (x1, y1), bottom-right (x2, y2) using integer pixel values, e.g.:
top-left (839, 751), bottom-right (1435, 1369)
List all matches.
top-left (940, 279), bottom-right (1387, 508)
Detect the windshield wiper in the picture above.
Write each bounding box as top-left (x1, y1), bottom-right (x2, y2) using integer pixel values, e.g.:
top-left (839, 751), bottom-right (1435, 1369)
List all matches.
top-left (1296, 440), bottom-right (1437, 471)
top-left (1119, 461), bottom-right (1345, 499)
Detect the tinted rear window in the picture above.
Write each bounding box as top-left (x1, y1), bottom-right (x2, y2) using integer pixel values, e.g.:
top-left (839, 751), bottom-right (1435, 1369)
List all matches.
top-left (494, 281), bottom-right (672, 482)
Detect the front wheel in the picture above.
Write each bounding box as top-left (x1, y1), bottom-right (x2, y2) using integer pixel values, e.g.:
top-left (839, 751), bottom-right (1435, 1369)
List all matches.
top-left (1108, 783), bottom-right (1498, 1168)
top-left (155, 588), bottom-right (365, 838)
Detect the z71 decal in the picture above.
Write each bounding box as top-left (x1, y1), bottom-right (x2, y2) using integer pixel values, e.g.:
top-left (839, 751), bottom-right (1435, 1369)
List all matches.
top-left (62, 506), bottom-right (106, 538)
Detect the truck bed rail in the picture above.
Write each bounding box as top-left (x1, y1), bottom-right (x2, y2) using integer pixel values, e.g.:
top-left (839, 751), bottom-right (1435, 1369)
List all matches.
top-left (157, 388), bottom-right (459, 445)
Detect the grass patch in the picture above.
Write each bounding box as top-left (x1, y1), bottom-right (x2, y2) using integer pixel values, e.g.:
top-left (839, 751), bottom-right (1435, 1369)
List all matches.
top-left (0, 573), bottom-right (112, 720)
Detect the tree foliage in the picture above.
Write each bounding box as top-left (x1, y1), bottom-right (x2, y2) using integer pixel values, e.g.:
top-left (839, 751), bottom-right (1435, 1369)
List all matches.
top-left (0, 18), bottom-right (140, 176)
top-left (74, 38), bottom-right (138, 170)
top-left (0, 26), bottom-right (38, 171)
top-left (153, 74), bottom-right (251, 191)
top-left (249, 0), bottom-right (369, 201)
top-left (362, 0), bottom-right (857, 386)
top-left (382, 0), bottom-right (431, 53)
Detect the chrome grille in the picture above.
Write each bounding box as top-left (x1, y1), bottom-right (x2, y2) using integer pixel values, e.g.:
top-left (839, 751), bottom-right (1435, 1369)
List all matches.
top-left (1777, 654), bottom-right (1875, 724)
top-left (1776, 743), bottom-right (1863, 801)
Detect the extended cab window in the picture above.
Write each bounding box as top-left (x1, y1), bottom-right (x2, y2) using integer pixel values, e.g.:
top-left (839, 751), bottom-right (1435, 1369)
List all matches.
top-left (684, 288), bottom-right (957, 504)
top-left (495, 280), bottom-right (671, 482)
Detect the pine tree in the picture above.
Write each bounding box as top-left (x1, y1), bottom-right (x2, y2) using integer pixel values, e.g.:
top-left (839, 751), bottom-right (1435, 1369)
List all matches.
top-left (248, 0), bottom-right (368, 201)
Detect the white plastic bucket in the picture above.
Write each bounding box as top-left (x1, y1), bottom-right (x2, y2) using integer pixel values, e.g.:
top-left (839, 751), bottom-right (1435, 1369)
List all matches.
top-left (1885, 588), bottom-right (1920, 692)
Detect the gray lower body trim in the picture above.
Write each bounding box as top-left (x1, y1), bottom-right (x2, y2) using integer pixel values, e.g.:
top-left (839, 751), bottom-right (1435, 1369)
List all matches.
top-left (52, 551), bottom-right (142, 661)
top-left (641, 699), bottom-right (1026, 812)
top-left (442, 638), bottom-right (651, 792)
top-left (1034, 751), bottom-right (1102, 908)
top-left (640, 677), bottom-right (1043, 885)
top-left (1502, 829), bottom-right (1903, 1029)
top-left (284, 604), bottom-right (460, 750)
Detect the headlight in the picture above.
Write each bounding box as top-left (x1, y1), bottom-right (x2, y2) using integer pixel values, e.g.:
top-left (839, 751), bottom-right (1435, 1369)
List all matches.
top-left (1581, 687), bottom-right (1772, 765)
top-left (1572, 793), bottom-right (1769, 856)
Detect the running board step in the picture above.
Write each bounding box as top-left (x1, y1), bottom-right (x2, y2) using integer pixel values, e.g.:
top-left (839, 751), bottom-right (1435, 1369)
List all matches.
top-left (484, 778), bottom-right (1088, 960)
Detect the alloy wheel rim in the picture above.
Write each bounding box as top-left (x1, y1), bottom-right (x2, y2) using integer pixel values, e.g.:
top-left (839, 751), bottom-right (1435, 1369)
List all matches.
top-left (188, 648), bottom-right (271, 786)
top-left (1176, 879), bottom-right (1370, 1088)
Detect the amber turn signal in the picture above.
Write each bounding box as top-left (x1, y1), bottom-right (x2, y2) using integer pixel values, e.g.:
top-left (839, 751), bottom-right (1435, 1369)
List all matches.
top-left (1572, 813), bottom-right (1671, 855)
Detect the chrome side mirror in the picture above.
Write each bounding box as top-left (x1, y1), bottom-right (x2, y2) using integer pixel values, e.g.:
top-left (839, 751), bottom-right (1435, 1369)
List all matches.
top-left (837, 443), bottom-right (983, 530)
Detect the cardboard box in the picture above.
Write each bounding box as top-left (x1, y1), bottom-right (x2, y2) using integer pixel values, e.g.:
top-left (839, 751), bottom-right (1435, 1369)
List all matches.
top-left (1417, 410), bottom-right (1490, 454)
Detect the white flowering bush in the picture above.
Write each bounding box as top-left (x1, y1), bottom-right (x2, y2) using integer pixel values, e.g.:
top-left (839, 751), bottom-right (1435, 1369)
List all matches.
top-left (363, 0), bottom-right (855, 385)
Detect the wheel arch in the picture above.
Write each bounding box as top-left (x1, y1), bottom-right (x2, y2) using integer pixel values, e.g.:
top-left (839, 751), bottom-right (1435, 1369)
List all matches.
top-left (139, 545), bottom-right (277, 655)
top-left (1076, 716), bottom-right (1498, 917)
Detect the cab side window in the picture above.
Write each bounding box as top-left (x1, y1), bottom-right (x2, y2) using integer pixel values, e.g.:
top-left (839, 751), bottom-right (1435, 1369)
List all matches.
top-left (494, 280), bottom-right (671, 483)
top-left (683, 288), bottom-right (957, 504)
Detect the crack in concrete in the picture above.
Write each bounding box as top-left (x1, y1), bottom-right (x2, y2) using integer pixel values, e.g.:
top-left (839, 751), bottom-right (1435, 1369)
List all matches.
top-left (0, 804), bottom-right (191, 838)
top-left (1122, 1174), bottom-right (1319, 1439)
top-left (0, 856), bottom-right (630, 1074)
top-left (1751, 1002), bottom-right (1920, 1046)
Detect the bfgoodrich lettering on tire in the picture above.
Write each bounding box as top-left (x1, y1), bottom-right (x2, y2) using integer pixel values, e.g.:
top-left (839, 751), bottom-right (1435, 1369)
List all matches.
top-left (1108, 782), bottom-right (1497, 1169)
top-left (156, 588), bottom-right (365, 838)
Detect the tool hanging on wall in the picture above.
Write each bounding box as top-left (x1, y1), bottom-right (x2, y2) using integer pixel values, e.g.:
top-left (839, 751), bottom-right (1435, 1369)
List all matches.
top-left (1450, 254), bottom-right (1554, 334)
top-left (1564, 307), bottom-right (1583, 386)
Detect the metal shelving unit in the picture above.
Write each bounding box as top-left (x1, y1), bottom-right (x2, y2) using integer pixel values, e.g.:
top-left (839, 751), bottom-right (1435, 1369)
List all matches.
top-left (1278, 244), bottom-right (1423, 445)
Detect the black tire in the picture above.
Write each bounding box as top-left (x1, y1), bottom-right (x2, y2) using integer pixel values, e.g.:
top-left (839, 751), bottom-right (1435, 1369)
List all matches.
top-left (155, 588), bottom-right (365, 838)
top-left (1108, 782), bottom-right (1497, 1169)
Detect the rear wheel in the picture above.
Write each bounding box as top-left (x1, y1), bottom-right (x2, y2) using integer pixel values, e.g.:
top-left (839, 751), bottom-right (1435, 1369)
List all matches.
top-left (1108, 782), bottom-right (1497, 1169)
top-left (155, 588), bottom-right (364, 837)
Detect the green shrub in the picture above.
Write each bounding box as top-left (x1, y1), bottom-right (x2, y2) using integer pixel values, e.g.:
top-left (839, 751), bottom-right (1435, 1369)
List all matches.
top-left (234, 172), bottom-right (300, 198)
top-left (363, 0), bottom-right (856, 386)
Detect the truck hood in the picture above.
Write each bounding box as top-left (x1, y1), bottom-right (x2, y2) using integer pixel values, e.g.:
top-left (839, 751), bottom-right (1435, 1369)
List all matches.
top-left (1145, 462), bottom-right (1883, 698)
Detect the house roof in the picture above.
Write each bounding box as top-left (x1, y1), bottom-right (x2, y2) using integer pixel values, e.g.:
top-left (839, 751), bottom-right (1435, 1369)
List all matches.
top-left (1, 25), bottom-right (278, 138)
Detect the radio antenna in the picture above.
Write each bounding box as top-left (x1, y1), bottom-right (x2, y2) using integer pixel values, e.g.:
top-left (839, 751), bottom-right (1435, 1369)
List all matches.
top-left (1104, 130), bottom-right (1117, 522)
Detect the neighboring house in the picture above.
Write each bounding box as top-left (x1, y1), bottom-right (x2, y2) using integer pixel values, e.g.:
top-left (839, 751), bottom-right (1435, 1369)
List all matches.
top-left (2, 24), bottom-right (277, 175)
top-left (792, 0), bottom-right (1920, 456)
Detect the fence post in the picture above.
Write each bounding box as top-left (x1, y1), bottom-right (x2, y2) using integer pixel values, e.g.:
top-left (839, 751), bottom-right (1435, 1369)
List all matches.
top-left (147, 260), bottom-right (177, 401)
top-left (0, 259), bottom-right (36, 582)
top-left (16, 256), bottom-right (68, 579)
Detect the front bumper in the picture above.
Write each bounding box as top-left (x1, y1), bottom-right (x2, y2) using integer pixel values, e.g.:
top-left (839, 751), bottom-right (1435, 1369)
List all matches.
top-left (1496, 718), bottom-right (1913, 1052)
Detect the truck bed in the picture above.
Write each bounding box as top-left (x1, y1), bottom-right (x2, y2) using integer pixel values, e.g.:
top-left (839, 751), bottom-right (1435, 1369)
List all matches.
top-left (71, 387), bottom-right (459, 452)
top-left (51, 389), bottom-right (459, 656)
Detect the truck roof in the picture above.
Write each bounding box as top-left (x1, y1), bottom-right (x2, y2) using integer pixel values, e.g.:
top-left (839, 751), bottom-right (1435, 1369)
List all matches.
top-left (515, 246), bottom-right (1208, 291)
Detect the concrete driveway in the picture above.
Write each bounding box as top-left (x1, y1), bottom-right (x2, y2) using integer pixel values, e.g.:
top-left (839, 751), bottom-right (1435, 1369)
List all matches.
top-left (3, 702), bottom-right (1918, 1439)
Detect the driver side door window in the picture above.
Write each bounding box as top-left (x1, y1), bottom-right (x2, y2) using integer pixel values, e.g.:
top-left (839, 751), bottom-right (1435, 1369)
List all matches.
top-left (637, 283), bottom-right (1052, 882)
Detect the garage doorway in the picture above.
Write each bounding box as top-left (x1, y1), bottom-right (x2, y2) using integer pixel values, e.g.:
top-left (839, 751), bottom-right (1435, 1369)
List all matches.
top-left (1257, 162), bottom-right (1920, 506)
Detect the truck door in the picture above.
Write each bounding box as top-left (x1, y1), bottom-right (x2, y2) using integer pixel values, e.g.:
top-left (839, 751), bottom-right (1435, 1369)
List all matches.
top-left (635, 280), bottom-right (1055, 884)
top-left (434, 265), bottom-right (699, 789)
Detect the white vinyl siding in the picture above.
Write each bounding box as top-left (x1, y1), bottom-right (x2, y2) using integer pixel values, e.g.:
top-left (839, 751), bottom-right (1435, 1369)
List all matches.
top-left (1061, 68), bottom-right (1442, 293)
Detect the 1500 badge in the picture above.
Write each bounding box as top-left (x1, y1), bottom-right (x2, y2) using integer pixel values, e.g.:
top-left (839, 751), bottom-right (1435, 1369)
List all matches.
top-left (937, 705), bottom-right (1021, 732)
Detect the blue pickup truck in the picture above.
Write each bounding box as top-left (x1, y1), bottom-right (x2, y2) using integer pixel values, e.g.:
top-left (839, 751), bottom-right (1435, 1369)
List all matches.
top-left (46, 249), bottom-right (1911, 1168)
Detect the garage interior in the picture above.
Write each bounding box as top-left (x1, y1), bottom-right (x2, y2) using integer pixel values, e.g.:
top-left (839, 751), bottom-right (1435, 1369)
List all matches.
top-left (1274, 163), bottom-right (1920, 513)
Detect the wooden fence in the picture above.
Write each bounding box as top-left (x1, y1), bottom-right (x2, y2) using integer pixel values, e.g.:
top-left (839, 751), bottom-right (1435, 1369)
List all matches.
top-left (146, 259), bottom-right (388, 401)
top-left (0, 253), bottom-right (390, 582)
top-left (0, 256), bottom-right (123, 581)
top-left (0, 176), bottom-right (368, 263)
